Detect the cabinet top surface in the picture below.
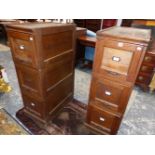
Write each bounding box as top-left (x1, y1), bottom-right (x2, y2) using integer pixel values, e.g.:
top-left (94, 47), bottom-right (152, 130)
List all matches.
top-left (6, 22), bottom-right (75, 30)
top-left (97, 26), bottom-right (151, 43)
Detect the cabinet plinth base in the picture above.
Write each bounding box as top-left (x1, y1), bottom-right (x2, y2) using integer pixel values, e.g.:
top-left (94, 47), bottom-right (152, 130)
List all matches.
top-left (16, 99), bottom-right (101, 135)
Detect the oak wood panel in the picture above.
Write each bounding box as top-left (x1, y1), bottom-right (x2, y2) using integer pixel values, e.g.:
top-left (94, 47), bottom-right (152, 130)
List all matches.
top-left (22, 94), bottom-right (44, 118)
top-left (93, 38), bottom-right (146, 83)
top-left (143, 54), bottom-right (155, 64)
top-left (101, 47), bottom-right (133, 75)
top-left (136, 72), bottom-right (152, 84)
top-left (8, 30), bottom-right (38, 68)
top-left (46, 75), bottom-right (73, 115)
top-left (89, 77), bottom-right (132, 114)
top-left (139, 65), bottom-right (154, 74)
top-left (15, 64), bottom-right (43, 100)
top-left (97, 26), bottom-right (151, 43)
top-left (44, 52), bottom-right (74, 92)
top-left (42, 31), bottom-right (73, 60)
top-left (7, 23), bottom-right (76, 69)
top-left (87, 104), bottom-right (121, 134)
top-left (100, 38), bottom-right (144, 52)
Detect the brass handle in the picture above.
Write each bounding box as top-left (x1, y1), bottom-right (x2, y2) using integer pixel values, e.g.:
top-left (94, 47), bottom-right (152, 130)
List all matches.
top-left (19, 45), bottom-right (25, 50)
top-left (29, 37), bottom-right (33, 41)
top-left (118, 42), bottom-right (124, 47)
top-left (30, 102), bottom-right (35, 107)
top-left (137, 47), bottom-right (142, 51)
top-left (141, 66), bottom-right (147, 71)
top-left (112, 56), bottom-right (121, 62)
top-left (99, 117), bottom-right (105, 122)
top-left (138, 76), bottom-right (144, 80)
top-left (144, 56), bottom-right (152, 62)
top-left (105, 91), bottom-right (112, 96)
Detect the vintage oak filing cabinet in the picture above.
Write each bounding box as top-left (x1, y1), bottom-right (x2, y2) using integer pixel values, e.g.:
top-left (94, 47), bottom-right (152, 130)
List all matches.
top-left (6, 23), bottom-right (76, 123)
top-left (86, 26), bottom-right (151, 134)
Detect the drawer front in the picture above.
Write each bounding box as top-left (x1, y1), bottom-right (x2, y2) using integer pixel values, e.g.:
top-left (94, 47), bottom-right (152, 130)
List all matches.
top-left (101, 47), bottom-right (133, 75)
top-left (8, 30), bottom-right (37, 68)
top-left (22, 94), bottom-right (44, 117)
top-left (42, 30), bottom-right (73, 61)
top-left (143, 54), bottom-right (155, 65)
top-left (46, 74), bottom-right (73, 114)
top-left (87, 104), bottom-right (121, 134)
top-left (94, 39), bottom-right (144, 83)
top-left (15, 64), bottom-right (42, 99)
top-left (90, 77), bottom-right (132, 113)
top-left (140, 65), bottom-right (154, 74)
top-left (136, 73), bottom-right (152, 84)
top-left (45, 52), bottom-right (74, 91)
top-left (103, 39), bottom-right (144, 52)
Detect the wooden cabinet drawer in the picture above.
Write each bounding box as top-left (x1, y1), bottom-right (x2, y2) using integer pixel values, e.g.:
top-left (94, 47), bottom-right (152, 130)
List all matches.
top-left (94, 39), bottom-right (144, 83)
top-left (90, 77), bottom-right (132, 113)
top-left (143, 54), bottom-right (155, 64)
top-left (15, 64), bottom-right (42, 99)
top-left (42, 30), bottom-right (73, 60)
top-left (8, 31), bottom-right (37, 68)
top-left (136, 73), bottom-right (152, 84)
top-left (46, 74), bottom-right (73, 114)
top-left (87, 104), bottom-right (121, 134)
top-left (101, 47), bottom-right (133, 75)
top-left (22, 94), bottom-right (44, 118)
top-left (102, 39), bottom-right (144, 52)
top-left (140, 65), bottom-right (154, 74)
top-left (45, 52), bottom-right (73, 91)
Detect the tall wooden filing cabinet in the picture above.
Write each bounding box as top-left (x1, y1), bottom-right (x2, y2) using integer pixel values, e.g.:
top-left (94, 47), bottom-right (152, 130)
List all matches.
top-left (6, 23), bottom-right (76, 123)
top-left (86, 26), bottom-right (151, 134)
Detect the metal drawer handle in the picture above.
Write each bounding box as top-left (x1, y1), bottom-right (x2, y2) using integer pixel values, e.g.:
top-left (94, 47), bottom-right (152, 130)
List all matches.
top-left (30, 102), bottom-right (35, 107)
top-left (137, 47), bottom-right (142, 51)
top-left (138, 76), bottom-right (144, 80)
top-left (99, 117), bottom-right (105, 122)
top-left (144, 56), bottom-right (151, 61)
top-left (29, 37), bottom-right (33, 41)
top-left (19, 45), bottom-right (25, 50)
top-left (112, 56), bottom-right (121, 62)
top-left (105, 91), bottom-right (112, 96)
top-left (141, 66), bottom-right (147, 71)
top-left (118, 42), bottom-right (124, 47)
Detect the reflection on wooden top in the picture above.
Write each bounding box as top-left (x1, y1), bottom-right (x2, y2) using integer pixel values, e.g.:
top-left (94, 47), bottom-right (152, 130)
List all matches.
top-left (78, 36), bottom-right (96, 43)
top-left (6, 22), bottom-right (75, 30)
top-left (97, 26), bottom-right (151, 43)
